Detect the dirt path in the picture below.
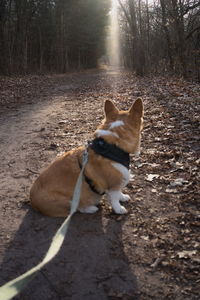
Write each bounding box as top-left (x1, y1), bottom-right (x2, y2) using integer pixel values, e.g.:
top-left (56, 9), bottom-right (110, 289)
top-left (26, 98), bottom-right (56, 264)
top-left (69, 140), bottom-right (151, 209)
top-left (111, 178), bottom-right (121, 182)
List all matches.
top-left (0, 70), bottom-right (199, 299)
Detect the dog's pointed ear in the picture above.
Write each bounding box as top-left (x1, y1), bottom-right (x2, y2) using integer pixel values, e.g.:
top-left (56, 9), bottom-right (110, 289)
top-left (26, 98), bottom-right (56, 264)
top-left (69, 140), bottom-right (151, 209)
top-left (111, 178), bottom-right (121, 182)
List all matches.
top-left (104, 100), bottom-right (119, 118)
top-left (129, 98), bottom-right (143, 119)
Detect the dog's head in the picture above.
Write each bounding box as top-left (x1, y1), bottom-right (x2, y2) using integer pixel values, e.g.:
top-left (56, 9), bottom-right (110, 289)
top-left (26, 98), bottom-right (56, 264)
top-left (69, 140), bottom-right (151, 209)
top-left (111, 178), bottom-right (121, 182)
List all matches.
top-left (95, 99), bottom-right (143, 155)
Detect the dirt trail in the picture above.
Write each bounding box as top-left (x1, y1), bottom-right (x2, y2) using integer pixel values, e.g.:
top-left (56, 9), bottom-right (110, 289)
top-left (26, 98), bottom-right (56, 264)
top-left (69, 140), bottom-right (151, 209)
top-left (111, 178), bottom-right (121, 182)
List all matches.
top-left (0, 70), bottom-right (199, 300)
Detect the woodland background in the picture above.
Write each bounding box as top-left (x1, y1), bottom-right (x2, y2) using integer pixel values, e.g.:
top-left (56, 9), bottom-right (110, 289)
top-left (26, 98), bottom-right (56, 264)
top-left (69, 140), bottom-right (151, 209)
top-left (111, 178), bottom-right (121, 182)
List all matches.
top-left (0, 1), bottom-right (200, 299)
top-left (0, 0), bottom-right (200, 80)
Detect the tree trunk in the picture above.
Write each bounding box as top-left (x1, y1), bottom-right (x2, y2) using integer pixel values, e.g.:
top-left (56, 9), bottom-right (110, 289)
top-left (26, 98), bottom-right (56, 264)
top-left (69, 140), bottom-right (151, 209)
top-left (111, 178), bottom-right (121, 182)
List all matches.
top-left (171, 0), bottom-right (187, 76)
top-left (160, 0), bottom-right (174, 71)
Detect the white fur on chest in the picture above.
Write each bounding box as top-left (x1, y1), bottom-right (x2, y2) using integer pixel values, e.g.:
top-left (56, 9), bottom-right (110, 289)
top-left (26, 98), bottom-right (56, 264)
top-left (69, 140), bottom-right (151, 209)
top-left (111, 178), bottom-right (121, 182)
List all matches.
top-left (112, 162), bottom-right (130, 187)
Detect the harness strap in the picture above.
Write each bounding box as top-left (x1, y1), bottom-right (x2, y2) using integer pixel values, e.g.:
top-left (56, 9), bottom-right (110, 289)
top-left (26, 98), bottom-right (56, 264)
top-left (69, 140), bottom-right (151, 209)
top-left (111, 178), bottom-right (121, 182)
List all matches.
top-left (78, 159), bottom-right (105, 196)
top-left (85, 176), bottom-right (105, 196)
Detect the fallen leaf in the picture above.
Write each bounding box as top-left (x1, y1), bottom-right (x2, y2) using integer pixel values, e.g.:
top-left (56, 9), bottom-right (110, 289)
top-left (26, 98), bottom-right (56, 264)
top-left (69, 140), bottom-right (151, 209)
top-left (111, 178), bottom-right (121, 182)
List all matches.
top-left (141, 235), bottom-right (149, 241)
top-left (166, 188), bottom-right (179, 193)
top-left (177, 250), bottom-right (197, 259)
top-left (146, 174), bottom-right (160, 181)
top-left (170, 178), bottom-right (188, 187)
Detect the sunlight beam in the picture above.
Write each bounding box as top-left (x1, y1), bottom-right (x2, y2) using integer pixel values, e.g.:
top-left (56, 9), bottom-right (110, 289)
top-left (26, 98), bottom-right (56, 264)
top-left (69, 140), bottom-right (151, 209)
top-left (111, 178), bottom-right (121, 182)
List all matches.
top-left (107, 0), bottom-right (120, 68)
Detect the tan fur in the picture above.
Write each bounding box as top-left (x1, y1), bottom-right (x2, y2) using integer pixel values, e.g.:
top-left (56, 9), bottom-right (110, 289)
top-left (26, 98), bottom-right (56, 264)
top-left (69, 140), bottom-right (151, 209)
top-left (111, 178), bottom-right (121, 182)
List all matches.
top-left (30, 99), bottom-right (143, 217)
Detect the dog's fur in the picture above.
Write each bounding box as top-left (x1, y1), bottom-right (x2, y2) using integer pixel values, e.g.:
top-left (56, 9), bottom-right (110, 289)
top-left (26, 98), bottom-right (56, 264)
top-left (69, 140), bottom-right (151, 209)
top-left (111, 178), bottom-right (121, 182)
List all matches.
top-left (30, 99), bottom-right (143, 216)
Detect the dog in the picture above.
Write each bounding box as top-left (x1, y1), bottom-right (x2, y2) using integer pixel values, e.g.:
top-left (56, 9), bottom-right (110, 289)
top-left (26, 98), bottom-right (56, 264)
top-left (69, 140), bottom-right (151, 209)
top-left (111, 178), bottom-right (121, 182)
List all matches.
top-left (30, 99), bottom-right (143, 216)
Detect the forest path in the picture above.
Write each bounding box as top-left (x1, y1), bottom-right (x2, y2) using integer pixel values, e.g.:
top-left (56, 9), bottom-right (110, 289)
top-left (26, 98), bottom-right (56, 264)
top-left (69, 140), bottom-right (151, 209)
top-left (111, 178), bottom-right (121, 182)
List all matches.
top-left (0, 70), bottom-right (199, 299)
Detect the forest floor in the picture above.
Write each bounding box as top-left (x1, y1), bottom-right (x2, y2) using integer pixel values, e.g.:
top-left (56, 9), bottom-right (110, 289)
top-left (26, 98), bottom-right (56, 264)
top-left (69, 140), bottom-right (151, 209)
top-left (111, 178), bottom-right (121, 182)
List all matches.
top-left (0, 69), bottom-right (199, 300)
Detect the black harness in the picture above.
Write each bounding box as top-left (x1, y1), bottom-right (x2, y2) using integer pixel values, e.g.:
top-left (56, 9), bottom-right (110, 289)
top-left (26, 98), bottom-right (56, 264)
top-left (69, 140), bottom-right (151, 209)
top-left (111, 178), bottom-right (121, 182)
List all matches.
top-left (79, 138), bottom-right (130, 196)
top-left (89, 138), bottom-right (130, 170)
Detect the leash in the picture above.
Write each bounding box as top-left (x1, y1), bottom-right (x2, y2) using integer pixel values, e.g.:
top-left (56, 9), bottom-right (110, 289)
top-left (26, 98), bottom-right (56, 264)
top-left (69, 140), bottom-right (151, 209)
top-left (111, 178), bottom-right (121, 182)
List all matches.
top-left (0, 148), bottom-right (89, 300)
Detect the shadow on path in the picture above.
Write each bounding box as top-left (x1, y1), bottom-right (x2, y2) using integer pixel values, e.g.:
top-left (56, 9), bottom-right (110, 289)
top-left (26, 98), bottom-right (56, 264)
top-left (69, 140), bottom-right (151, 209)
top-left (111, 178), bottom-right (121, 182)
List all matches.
top-left (0, 208), bottom-right (138, 300)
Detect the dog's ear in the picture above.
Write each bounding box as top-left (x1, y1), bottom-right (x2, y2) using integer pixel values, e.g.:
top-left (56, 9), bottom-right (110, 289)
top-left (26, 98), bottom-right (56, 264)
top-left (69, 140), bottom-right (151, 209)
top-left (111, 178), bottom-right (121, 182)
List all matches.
top-left (104, 100), bottom-right (118, 118)
top-left (129, 98), bottom-right (143, 118)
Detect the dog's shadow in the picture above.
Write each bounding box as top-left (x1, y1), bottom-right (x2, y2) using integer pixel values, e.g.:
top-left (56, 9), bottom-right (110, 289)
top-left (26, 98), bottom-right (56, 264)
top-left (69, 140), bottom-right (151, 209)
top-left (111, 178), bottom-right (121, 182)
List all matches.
top-left (0, 208), bottom-right (138, 300)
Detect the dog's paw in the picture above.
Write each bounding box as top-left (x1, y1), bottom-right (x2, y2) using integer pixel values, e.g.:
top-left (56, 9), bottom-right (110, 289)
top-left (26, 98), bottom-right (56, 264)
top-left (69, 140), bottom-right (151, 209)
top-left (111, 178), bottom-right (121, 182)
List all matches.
top-left (120, 193), bottom-right (130, 202)
top-left (114, 205), bottom-right (128, 215)
top-left (79, 205), bottom-right (99, 214)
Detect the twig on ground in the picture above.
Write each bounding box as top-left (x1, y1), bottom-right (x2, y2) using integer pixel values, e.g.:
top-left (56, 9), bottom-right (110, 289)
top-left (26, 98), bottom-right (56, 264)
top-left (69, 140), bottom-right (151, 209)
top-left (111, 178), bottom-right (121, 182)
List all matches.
top-left (150, 257), bottom-right (164, 268)
top-left (26, 168), bottom-right (39, 175)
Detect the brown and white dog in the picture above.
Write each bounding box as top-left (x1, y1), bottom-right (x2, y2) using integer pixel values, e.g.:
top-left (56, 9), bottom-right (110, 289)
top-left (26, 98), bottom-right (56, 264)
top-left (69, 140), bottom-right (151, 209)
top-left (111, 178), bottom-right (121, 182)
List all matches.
top-left (30, 99), bottom-right (143, 217)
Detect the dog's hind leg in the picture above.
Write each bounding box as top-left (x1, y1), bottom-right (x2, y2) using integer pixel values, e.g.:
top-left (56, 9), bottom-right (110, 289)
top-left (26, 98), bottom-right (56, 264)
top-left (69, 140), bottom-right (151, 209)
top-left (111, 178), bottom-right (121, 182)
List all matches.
top-left (79, 205), bottom-right (99, 214)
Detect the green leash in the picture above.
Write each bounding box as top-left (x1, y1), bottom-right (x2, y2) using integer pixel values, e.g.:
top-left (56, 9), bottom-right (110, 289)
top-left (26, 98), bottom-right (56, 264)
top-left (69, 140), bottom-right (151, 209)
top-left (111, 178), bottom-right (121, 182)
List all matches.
top-left (0, 148), bottom-right (89, 300)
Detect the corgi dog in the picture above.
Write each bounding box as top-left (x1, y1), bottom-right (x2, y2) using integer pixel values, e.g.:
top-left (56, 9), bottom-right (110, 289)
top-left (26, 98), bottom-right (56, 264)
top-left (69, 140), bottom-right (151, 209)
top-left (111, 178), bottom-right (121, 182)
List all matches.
top-left (30, 99), bottom-right (143, 216)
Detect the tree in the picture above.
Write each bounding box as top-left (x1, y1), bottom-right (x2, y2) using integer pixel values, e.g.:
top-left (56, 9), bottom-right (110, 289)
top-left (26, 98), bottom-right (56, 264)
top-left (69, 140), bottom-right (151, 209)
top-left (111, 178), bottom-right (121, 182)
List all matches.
top-left (0, 0), bottom-right (110, 74)
top-left (118, 0), bottom-right (200, 79)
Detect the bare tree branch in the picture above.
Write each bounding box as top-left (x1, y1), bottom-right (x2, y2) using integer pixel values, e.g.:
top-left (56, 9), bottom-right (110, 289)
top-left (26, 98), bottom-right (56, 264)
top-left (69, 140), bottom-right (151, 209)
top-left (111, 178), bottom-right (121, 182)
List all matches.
top-left (186, 25), bottom-right (200, 39)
